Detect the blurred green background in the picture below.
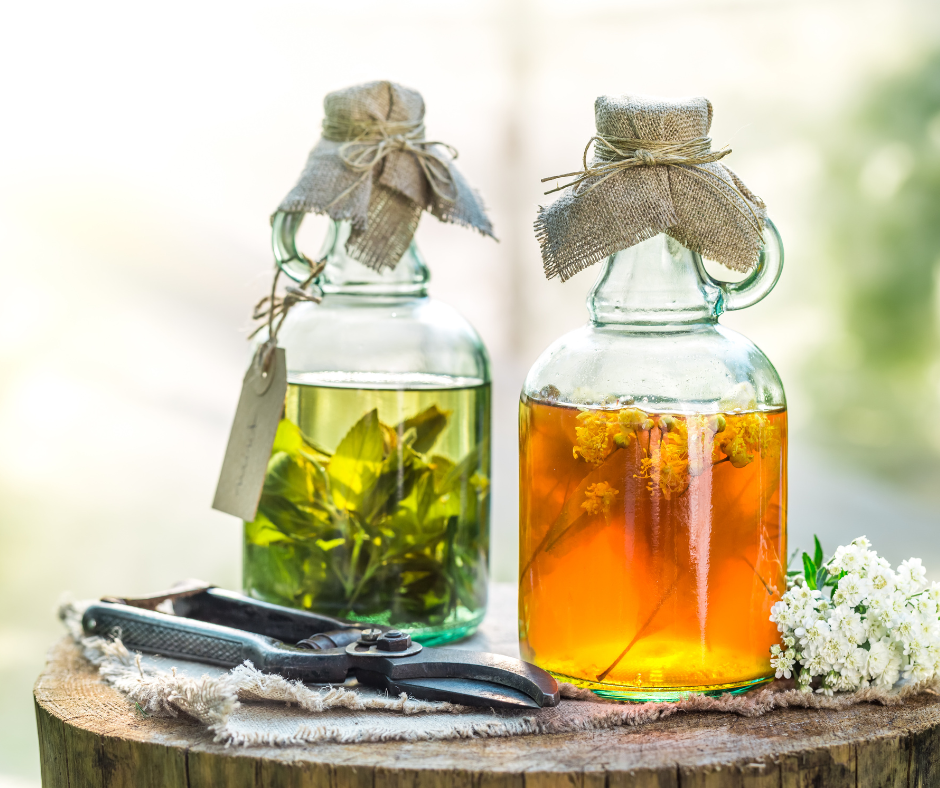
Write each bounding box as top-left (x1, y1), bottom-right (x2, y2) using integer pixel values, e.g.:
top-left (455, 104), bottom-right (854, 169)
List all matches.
top-left (809, 51), bottom-right (940, 495)
top-left (2, 1), bottom-right (940, 784)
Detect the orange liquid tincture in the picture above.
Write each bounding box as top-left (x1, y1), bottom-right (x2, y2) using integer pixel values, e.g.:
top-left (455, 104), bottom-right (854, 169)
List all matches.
top-left (519, 400), bottom-right (786, 698)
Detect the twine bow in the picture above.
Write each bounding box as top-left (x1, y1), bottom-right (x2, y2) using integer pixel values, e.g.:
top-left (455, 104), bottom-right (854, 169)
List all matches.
top-left (249, 261), bottom-right (326, 371)
top-left (541, 134), bottom-right (763, 236)
top-left (322, 117), bottom-right (459, 209)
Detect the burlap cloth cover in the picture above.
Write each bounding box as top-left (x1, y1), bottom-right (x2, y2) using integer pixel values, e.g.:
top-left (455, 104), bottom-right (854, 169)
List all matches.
top-left (278, 80), bottom-right (494, 271)
top-left (59, 584), bottom-right (938, 746)
top-left (536, 94), bottom-right (767, 281)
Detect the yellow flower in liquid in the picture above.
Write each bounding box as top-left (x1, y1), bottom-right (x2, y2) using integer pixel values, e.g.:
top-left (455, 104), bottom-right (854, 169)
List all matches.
top-left (572, 410), bottom-right (614, 465)
top-left (570, 405), bottom-right (783, 499)
top-left (582, 481), bottom-right (619, 515)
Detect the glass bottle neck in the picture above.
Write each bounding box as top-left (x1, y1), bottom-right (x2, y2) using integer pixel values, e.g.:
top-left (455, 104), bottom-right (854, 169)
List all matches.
top-left (587, 234), bottom-right (723, 327)
top-left (316, 221), bottom-right (430, 297)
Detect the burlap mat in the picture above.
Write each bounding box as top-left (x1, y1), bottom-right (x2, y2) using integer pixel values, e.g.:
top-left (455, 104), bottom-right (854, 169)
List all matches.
top-left (60, 585), bottom-right (937, 746)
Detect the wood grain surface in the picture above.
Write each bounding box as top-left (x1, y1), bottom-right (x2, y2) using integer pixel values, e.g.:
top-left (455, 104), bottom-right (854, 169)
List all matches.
top-left (34, 636), bottom-right (940, 787)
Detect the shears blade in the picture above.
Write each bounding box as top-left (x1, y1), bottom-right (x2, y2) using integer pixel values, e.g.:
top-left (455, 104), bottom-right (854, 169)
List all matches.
top-left (376, 676), bottom-right (542, 709)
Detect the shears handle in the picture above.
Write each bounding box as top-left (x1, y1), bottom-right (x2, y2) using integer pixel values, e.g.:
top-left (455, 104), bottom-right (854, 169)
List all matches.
top-left (172, 587), bottom-right (366, 642)
top-left (106, 583), bottom-right (367, 642)
top-left (82, 602), bottom-right (350, 683)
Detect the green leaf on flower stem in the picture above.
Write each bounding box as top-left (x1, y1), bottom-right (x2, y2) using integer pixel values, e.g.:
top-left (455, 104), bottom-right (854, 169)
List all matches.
top-left (816, 567), bottom-right (830, 591)
top-left (814, 535), bottom-right (825, 569)
top-left (396, 405), bottom-right (450, 455)
top-left (803, 553), bottom-right (818, 589)
top-left (328, 409), bottom-right (385, 510)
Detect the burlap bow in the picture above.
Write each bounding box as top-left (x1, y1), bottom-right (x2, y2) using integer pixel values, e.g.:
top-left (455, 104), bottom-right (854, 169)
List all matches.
top-left (535, 95), bottom-right (768, 281)
top-left (277, 81), bottom-right (495, 271)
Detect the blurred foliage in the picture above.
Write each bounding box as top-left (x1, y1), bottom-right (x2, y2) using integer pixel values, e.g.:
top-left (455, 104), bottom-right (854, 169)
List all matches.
top-left (809, 51), bottom-right (940, 496)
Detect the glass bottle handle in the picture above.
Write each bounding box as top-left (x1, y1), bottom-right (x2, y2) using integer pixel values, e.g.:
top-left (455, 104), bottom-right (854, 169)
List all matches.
top-left (271, 211), bottom-right (318, 283)
top-left (699, 218), bottom-right (784, 313)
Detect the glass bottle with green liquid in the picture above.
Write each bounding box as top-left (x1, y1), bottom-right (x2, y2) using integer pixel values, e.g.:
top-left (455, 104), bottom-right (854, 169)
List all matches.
top-left (242, 81), bottom-right (494, 645)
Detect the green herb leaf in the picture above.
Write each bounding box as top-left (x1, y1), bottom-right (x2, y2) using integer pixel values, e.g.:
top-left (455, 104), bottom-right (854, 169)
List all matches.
top-left (814, 535), bottom-right (824, 569)
top-left (358, 443), bottom-right (427, 524)
top-left (411, 472), bottom-right (438, 525)
top-left (255, 452), bottom-right (331, 538)
top-left (244, 540), bottom-right (309, 606)
top-left (262, 452), bottom-right (308, 503)
top-left (430, 454), bottom-right (455, 489)
top-left (245, 512), bottom-right (292, 547)
top-left (436, 443), bottom-right (484, 494)
top-left (328, 409), bottom-right (385, 511)
top-left (272, 418), bottom-right (304, 455)
top-left (396, 405), bottom-right (450, 455)
top-left (273, 417), bottom-right (332, 460)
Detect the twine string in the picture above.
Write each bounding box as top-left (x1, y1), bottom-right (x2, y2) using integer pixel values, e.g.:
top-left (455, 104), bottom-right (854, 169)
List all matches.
top-left (322, 117), bottom-right (459, 209)
top-left (249, 260), bottom-right (326, 372)
top-left (541, 135), bottom-right (763, 236)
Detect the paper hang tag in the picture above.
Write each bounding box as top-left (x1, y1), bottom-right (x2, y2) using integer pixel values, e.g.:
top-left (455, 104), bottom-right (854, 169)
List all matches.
top-left (212, 345), bottom-right (287, 521)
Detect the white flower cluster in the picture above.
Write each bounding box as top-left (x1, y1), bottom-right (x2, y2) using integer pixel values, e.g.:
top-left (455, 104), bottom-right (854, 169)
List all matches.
top-left (769, 537), bottom-right (940, 694)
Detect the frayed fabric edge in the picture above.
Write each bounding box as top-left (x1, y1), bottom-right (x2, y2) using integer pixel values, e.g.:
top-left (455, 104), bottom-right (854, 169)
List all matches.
top-left (533, 206), bottom-right (671, 282)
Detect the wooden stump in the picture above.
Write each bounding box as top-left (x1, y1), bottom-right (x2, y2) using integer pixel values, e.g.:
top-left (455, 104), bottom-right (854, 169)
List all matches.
top-left (35, 635), bottom-right (940, 787)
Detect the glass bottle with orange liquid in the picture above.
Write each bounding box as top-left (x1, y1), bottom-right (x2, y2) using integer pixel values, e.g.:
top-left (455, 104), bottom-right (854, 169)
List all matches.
top-left (519, 227), bottom-right (786, 700)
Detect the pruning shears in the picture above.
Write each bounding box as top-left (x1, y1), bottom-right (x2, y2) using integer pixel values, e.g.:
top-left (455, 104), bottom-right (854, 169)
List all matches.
top-left (81, 582), bottom-right (559, 709)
